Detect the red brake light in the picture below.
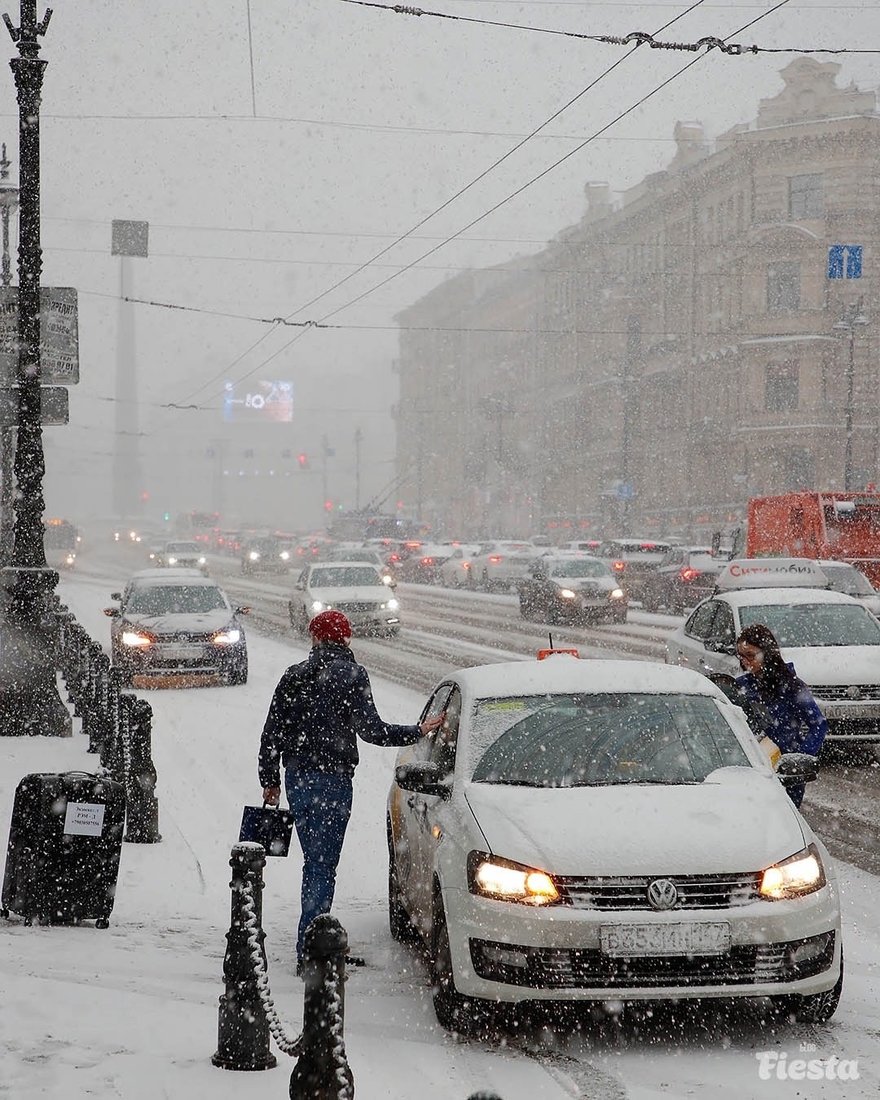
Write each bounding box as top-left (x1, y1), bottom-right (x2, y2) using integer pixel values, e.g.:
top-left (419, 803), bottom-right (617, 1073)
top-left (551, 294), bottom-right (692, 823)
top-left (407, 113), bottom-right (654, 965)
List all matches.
top-left (488, 555), bottom-right (502, 564)
top-left (612, 560), bottom-right (626, 572)
top-left (640, 542), bottom-right (657, 549)
top-left (389, 552), bottom-right (400, 562)
top-left (679, 567), bottom-right (701, 582)
top-left (462, 562), bottom-right (471, 570)
top-left (421, 557), bottom-right (434, 565)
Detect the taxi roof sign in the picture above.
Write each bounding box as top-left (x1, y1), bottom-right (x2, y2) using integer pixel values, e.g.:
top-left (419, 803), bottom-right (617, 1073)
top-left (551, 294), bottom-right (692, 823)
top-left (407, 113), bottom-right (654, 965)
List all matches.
top-left (536, 647), bottom-right (580, 660)
top-left (715, 558), bottom-right (829, 591)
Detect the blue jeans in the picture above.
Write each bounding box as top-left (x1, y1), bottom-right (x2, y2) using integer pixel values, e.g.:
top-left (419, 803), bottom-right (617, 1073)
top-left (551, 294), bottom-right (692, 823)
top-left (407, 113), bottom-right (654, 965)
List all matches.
top-left (284, 769), bottom-right (353, 961)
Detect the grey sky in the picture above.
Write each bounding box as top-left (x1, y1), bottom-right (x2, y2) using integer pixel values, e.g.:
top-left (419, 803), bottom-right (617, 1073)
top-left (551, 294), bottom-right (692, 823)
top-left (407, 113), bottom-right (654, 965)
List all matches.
top-left (0, 0), bottom-right (876, 523)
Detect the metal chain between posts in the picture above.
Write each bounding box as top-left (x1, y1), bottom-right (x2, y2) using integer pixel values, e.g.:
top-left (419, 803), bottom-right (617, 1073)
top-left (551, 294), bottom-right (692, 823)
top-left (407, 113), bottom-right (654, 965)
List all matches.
top-left (239, 878), bottom-right (304, 1057)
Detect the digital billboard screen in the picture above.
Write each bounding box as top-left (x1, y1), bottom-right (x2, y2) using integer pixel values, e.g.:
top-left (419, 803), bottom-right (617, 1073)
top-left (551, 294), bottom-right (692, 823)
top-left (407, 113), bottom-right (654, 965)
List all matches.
top-left (223, 380), bottom-right (294, 423)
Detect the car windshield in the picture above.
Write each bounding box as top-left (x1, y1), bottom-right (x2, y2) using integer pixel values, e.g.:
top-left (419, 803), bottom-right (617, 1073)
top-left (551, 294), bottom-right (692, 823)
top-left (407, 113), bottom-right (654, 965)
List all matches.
top-left (166, 542), bottom-right (200, 554)
top-left (126, 585), bottom-right (228, 614)
top-left (820, 565), bottom-right (876, 597)
top-left (739, 603), bottom-right (880, 646)
top-left (469, 693), bottom-right (749, 787)
top-left (310, 566), bottom-right (383, 588)
top-left (549, 559), bottom-right (610, 579)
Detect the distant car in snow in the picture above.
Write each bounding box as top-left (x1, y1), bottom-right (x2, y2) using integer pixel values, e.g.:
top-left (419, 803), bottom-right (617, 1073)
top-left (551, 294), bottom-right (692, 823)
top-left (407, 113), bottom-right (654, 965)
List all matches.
top-left (288, 561), bottom-right (401, 637)
top-left (387, 657), bottom-right (842, 1032)
top-left (517, 554), bottom-right (627, 624)
top-left (154, 540), bottom-right (208, 573)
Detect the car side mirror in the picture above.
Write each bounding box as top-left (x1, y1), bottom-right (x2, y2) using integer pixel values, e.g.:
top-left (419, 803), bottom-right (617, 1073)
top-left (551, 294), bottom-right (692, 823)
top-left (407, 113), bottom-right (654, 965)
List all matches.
top-left (103, 607), bottom-right (119, 617)
top-left (395, 762), bottom-right (451, 800)
top-left (110, 592), bottom-right (122, 601)
top-left (706, 637), bottom-right (735, 656)
top-left (776, 753), bottom-right (819, 785)
top-left (235, 606), bottom-right (251, 616)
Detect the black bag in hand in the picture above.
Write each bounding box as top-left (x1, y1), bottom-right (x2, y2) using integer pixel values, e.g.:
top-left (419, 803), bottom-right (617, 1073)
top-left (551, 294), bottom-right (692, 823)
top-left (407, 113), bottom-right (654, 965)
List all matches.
top-left (239, 803), bottom-right (295, 857)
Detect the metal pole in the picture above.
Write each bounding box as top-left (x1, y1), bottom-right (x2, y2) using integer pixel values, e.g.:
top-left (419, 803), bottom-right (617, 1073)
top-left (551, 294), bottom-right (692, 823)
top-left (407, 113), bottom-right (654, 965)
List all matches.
top-left (844, 325), bottom-right (855, 492)
top-left (354, 426), bottom-right (362, 512)
top-left (0, 141), bottom-right (18, 566)
top-left (0, 3), bottom-right (69, 737)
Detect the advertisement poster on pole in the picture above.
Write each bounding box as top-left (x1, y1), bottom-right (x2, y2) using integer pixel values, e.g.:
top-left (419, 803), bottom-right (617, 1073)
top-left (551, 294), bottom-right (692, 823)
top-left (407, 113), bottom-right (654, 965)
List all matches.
top-left (0, 286), bottom-right (79, 386)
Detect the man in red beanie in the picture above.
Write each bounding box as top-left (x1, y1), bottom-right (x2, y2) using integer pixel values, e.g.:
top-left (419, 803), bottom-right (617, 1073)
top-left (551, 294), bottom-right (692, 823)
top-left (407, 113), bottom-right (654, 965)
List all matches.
top-left (258, 609), bottom-right (443, 972)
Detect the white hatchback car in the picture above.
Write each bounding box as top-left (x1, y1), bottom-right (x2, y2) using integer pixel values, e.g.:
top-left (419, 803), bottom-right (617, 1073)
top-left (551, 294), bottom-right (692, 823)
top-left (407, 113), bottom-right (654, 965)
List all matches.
top-left (288, 561), bottom-right (401, 637)
top-left (666, 560), bottom-right (880, 744)
top-left (387, 658), bottom-right (841, 1032)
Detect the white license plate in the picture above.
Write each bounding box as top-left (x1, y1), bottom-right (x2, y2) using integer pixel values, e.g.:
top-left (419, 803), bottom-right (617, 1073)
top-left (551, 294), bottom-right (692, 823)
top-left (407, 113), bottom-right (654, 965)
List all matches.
top-left (159, 645), bottom-right (204, 659)
top-left (821, 702), bottom-right (880, 719)
top-left (600, 922), bottom-right (730, 957)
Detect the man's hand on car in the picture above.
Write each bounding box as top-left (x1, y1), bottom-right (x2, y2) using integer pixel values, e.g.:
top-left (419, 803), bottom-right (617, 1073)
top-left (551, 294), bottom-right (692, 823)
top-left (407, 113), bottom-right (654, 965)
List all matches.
top-left (262, 786), bottom-right (281, 806)
top-left (419, 712), bottom-right (446, 737)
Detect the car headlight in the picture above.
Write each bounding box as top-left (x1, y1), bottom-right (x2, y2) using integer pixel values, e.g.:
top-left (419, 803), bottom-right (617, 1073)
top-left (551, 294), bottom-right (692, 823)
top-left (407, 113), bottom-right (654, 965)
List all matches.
top-left (558, 588), bottom-right (577, 600)
top-left (468, 852), bottom-right (561, 906)
top-left (311, 600), bottom-right (326, 612)
top-left (759, 845), bottom-right (826, 900)
top-left (382, 574), bottom-right (393, 585)
top-left (280, 550), bottom-right (290, 561)
top-left (65, 553), bottom-right (75, 564)
top-left (249, 551), bottom-right (260, 561)
top-left (198, 556), bottom-right (206, 565)
top-left (212, 628), bottom-right (241, 646)
top-left (383, 598), bottom-right (400, 611)
top-left (610, 587), bottom-right (624, 599)
top-left (167, 556), bottom-right (178, 565)
top-left (121, 630), bottom-right (153, 648)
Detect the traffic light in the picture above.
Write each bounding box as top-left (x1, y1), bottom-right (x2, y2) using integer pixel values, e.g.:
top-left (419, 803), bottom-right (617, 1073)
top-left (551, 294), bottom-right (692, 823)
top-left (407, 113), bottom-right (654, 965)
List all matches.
top-left (324, 499), bottom-right (333, 512)
top-left (162, 512), bottom-right (171, 523)
top-left (297, 452), bottom-right (310, 469)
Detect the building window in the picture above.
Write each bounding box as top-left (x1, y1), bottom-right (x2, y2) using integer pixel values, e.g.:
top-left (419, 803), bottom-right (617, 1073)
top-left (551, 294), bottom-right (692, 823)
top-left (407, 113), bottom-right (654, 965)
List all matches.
top-left (765, 363), bottom-right (799, 412)
top-left (789, 173), bottom-right (823, 219)
top-left (767, 261), bottom-right (801, 312)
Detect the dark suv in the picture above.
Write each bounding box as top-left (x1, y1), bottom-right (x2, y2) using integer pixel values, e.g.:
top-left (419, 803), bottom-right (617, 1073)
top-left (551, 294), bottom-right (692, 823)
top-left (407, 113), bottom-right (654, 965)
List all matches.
top-left (640, 547), bottom-right (722, 614)
top-left (105, 569), bottom-right (249, 686)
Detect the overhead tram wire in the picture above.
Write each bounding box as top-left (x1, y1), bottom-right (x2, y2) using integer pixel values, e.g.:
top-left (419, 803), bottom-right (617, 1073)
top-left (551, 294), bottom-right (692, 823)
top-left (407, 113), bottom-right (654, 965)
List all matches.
top-left (143, 0), bottom-right (710, 438)
top-left (194, 0), bottom-right (794, 407)
top-left (340, 0), bottom-right (880, 54)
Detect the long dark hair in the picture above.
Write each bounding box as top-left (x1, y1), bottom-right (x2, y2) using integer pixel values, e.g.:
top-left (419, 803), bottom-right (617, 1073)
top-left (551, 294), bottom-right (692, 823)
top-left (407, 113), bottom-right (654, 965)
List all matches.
top-left (736, 623), bottom-right (797, 696)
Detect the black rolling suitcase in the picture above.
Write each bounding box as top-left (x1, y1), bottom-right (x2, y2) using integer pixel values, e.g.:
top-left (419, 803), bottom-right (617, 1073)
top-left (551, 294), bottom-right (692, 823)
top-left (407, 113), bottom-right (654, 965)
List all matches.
top-left (1, 771), bottom-right (125, 927)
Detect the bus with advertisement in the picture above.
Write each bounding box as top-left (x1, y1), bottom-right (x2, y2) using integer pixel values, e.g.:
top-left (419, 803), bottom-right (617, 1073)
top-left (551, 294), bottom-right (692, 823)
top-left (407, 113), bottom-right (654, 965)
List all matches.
top-left (744, 491), bottom-right (880, 587)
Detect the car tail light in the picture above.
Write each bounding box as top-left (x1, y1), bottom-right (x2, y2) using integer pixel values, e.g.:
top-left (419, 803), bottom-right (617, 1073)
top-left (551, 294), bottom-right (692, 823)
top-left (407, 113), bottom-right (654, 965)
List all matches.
top-left (389, 552), bottom-right (400, 562)
top-left (640, 542), bottom-right (657, 549)
top-left (462, 562), bottom-right (471, 570)
top-left (488, 555), bottom-right (502, 564)
top-left (421, 557), bottom-right (435, 566)
top-left (679, 567), bottom-right (701, 582)
top-left (611, 560), bottom-right (626, 572)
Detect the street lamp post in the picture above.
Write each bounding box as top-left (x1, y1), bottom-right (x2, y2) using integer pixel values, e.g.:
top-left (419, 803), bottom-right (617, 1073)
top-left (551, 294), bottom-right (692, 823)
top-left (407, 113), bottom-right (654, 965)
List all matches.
top-left (833, 299), bottom-right (870, 492)
top-left (0, 2), bottom-right (70, 736)
top-left (0, 142), bottom-right (19, 565)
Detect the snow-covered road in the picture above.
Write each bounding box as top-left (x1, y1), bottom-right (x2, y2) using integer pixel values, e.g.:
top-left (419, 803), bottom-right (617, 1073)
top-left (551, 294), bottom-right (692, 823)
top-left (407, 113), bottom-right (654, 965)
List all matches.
top-left (1, 569), bottom-right (879, 1098)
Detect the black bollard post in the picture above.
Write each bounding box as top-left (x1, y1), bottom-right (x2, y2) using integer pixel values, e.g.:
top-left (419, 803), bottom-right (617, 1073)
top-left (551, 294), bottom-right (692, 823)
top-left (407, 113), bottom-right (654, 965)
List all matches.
top-left (467, 1094), bottom-right (504, 1099)
top-left (212, 842), bottom-right (277, 1071)
top-left (90, 652), bottom-right (112, 758)
top-left (123, 697), bottom-right (161, 843)
top-left (290, 914), bottom-right (354, 1100)
top-left (100, 666), bottom-right (125, 783)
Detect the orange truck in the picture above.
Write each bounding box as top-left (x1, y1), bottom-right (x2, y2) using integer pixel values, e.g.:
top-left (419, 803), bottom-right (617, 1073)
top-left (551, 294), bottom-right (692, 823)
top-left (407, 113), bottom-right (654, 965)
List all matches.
top-left (745, 491), bottom-right (880, 586)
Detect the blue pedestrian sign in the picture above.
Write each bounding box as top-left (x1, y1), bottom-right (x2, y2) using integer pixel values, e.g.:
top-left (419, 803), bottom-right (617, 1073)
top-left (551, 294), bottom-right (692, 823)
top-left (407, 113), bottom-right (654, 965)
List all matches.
top-left (615, 482), bottom-right (635, 502)
top-left (828, 244), bottom-right (862, 280)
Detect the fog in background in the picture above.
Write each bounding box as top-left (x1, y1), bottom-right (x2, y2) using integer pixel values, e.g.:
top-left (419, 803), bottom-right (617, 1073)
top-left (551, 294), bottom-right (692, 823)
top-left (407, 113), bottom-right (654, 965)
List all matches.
top-left (0, 0), bottom-right (876, 529)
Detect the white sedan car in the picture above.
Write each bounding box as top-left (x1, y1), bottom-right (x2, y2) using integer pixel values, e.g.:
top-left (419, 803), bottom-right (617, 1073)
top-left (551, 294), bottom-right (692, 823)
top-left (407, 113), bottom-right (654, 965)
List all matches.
top-left (666, 586), bottom-right (880, 744)
top-left (387, 658), bottom-right (841, 1032)
top-left (437, 544), bottom-right (483, 588)
top-left (288, 561), bottom-right (401, 637)
top-left (467, 540), bottom-right (539, 590)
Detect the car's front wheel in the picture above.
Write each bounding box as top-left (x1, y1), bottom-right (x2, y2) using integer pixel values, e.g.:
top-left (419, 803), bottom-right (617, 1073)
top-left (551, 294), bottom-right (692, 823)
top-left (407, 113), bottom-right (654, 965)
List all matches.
top-left (431, 894), bottom-right (493, 1035)
top-left (225, 653), bottom-right (248, 686)
top-left (773, 956), bottom-right (843, 1023)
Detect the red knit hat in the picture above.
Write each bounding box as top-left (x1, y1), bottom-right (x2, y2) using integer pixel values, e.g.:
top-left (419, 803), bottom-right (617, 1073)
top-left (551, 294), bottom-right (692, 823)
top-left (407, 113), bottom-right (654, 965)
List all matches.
top-left (308, 609), bottom-right (352, 644)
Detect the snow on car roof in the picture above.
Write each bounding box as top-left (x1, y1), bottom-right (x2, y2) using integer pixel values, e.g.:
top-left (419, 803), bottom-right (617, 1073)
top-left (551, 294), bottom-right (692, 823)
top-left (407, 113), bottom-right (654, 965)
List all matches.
top-left (127, 568), bottom-right (215, 587)
top-left (720, 586), bottom-right (861, 608)
top-left (454, 658), bottom-right (724, 700)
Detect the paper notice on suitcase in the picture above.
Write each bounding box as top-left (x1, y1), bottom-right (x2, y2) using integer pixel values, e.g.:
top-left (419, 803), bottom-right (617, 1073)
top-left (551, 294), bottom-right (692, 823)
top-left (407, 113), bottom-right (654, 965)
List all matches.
top-left (63, 802), bottom-right (106, 837)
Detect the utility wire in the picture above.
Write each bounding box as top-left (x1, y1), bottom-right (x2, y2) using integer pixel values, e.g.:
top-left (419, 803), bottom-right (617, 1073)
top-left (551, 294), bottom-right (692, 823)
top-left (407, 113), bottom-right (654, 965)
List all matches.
top-left (341, 0), bottom-right (880, 54)
top-left (145, 0), bottom-right (710, 437)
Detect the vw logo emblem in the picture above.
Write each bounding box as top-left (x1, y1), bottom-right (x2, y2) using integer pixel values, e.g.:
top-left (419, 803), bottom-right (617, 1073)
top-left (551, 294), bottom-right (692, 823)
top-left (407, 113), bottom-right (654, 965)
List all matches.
top-left (846, 685), bottom-right (862, 701)
top-left (647, 878), bottom-right (679, 911)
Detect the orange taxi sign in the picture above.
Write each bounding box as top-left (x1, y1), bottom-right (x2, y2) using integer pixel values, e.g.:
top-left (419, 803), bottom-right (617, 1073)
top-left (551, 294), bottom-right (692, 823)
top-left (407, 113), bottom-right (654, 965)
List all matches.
top-left (536, 647), bottom-right (580, 661)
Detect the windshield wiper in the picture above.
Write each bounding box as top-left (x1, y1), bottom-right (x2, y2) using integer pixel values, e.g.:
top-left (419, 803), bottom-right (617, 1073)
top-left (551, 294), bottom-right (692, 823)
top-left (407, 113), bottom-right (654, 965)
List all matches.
top-left (481, 779), bottom-right (551, 787)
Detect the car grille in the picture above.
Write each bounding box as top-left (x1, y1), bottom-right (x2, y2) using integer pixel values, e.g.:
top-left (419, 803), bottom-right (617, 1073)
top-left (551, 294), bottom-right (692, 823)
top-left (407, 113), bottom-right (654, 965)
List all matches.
top-left (154, 632), bottom-right (215, 644)
top-left (334, 602), bottom-right (382, 614)
top-left (558, 872), bottom-right (762, 910)
top-left (470, 932), bottom-right (835, 990)
top-left (811, 684), bottom-right (880, 701)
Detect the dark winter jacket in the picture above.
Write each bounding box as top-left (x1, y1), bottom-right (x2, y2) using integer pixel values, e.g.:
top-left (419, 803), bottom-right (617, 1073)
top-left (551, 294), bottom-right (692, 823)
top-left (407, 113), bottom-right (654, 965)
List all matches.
top-left (734, 663), bottom-right (828, 757)
top-left (258, 642), bottom-right (421, 785)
